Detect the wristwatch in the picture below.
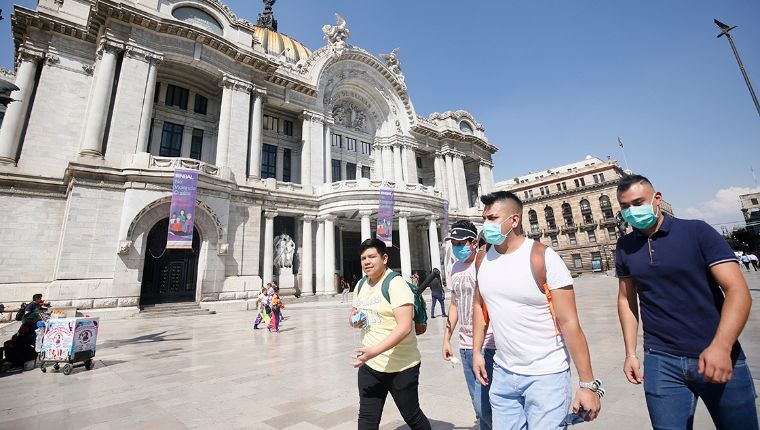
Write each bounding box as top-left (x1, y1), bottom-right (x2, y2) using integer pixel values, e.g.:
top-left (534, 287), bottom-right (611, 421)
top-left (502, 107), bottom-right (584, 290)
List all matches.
top-left (579, 379), bottom-right (601, 391)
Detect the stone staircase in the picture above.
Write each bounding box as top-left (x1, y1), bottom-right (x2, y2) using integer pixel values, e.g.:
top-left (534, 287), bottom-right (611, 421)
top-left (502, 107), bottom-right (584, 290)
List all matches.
top-left (137, 302), bottom-right (216, 318)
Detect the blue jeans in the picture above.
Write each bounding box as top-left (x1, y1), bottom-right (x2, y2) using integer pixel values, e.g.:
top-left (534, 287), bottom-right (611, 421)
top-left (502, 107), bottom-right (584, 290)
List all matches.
top-left (431, 293), bottom-right (446, 317)
top-left (644, 349), bottom-right (758, 430)
top-left (460, 348), bottom-right (495, 430)
top-left (489, 363), bottom-right (571, 429)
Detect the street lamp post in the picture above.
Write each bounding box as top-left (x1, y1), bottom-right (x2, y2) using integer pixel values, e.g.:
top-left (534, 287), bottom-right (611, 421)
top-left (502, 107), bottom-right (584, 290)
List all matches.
top-left (714, 19), bottom-right (760, 120)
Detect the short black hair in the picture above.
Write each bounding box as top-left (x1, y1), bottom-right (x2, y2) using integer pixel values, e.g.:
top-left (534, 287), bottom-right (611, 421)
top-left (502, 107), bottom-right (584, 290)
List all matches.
top-left (32, 293), bottom-right (42, 301)
top-left (617, 174), bottom-right (653, 193)
top-left (481, 191), bottom-right (523, 212)
top-left (359, 238), bottom-right (387, 257)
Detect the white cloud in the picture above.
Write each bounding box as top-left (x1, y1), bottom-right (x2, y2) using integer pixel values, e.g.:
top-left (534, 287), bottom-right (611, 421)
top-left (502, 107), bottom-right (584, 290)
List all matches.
top-left (680, 186), bottom-right (760, 229)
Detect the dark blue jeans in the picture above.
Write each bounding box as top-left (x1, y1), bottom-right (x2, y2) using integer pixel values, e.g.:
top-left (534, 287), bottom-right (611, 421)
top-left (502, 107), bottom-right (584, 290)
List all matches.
top-left (431, 293), bottom-right (446, 317)
top-left (644, 348), bottom-right (758, 430)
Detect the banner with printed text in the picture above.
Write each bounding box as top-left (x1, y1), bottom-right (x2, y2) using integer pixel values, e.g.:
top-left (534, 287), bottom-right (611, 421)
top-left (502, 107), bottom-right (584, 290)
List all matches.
top-left (376, 188), bottom-right (395, 246)
top-left (167, 169), bottom-right (198, 249)
top-left (442, 200), bottom-right (450, 239)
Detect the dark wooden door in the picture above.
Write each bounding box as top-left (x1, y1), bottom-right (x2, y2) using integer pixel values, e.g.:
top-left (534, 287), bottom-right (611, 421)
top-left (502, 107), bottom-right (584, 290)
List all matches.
top-left (140, 218), bottom-right (201, 305)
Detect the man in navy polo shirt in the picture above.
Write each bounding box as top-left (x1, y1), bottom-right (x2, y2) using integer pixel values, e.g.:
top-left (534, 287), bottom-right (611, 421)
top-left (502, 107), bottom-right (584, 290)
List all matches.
top-left (615, 174), bottom-right (757, 430)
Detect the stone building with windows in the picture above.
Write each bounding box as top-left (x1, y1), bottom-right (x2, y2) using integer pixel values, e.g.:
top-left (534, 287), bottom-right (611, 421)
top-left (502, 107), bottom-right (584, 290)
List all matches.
top-left (495, 156), bottom-right (630, 273)
top-left (0, 0), bottom-right (496, 317)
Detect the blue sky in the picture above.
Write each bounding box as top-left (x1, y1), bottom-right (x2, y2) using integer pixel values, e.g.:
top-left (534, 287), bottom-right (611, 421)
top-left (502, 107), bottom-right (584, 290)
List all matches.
top-left (2, 1), bottom-right (759, 228)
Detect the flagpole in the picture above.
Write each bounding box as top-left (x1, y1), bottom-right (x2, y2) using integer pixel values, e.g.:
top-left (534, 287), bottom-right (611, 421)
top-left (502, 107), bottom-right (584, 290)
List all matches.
top-left (618, 137), bottom-right (630, 172)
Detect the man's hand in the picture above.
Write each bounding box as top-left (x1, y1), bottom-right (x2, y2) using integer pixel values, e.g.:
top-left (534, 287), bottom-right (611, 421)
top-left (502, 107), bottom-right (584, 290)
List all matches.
top-left (572, 388), bottom-right (601, 421)
top-left (352, 347), bottom-right (377, 368)
top-left (349, 308), bottom-right (365, 329)
top-left (472, 351), bottom-right (489, 386)
top-left (442, 341), bottom-right (453, 361)
top-left (699, 343), bottom-right (733, 384)
top-left (623, 356), bottom-right (643, 384)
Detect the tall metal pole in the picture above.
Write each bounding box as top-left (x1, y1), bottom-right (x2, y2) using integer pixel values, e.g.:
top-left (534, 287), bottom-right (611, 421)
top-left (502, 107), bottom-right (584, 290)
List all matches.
top-left (716, 20), bottom-right (760, 119)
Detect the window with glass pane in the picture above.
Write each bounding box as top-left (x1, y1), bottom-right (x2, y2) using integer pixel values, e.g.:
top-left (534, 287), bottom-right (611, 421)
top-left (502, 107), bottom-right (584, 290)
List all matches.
top-left (573, 254), bottom-right (583, 269)
top-left (607, 227), bottom-right (617, 240)
top-left (153, 82), bottom-right (160, 103)
top-left (600, 195), bottom-right (614, 220)
top-left (528, 210), bottom-right (540, 234)
top-left (562, 203), bottom-right (574, 226)
top-left (261, 144), bottom-right (277, 179)
top-left (588, 229), bottom-right (597, 243)
top-left (159, 122), bottom-right (184, 157)
top-left (190, 129), bottom-right (203, 160)
top-left (551, 235), bottom-right (559, 247)
top-left (361, 141), bottom-right (372, 154)
top-left (346, 137), bottom-right (356, 151)
top-left (283, 120), bottom-right (293, 136)
top-left (332, 134), bottom-right (342, 148)
top-left (545, 206), bottom-right (556, 229)
top-left (416, 157), bottom-right (423, 168)
top-left (332, 159), bottom-right (341, 181)
top-left (599, 172), bottom-right (605, 182)
top-left (568, 232), bottom-right (577, 245)
top-left (361, 166), bottom-right (371, 178)
top-left (580, 199), bottom-right (593, 223)
top-left (165, 84), bottom-right (189, 110)
top-left (346, 162), bottom-right (356, 180)
top-left (194, 94), bottom-right (208, 115)
top-left (282, 148), bottom-right (291, 182)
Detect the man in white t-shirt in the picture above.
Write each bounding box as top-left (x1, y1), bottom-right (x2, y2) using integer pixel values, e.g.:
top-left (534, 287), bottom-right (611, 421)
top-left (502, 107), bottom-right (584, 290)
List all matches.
top-left (472, 191), bottom-right (603, 429)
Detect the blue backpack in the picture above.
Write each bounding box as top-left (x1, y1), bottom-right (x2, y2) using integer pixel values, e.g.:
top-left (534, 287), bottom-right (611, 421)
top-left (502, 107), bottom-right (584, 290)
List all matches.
top-left (355, 271), bottom-right (428, 335)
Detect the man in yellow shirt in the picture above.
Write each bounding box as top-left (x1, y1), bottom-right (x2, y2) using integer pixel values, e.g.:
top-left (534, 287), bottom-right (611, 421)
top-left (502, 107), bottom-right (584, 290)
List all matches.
top-left (350, 238), bottom-right (431, 430)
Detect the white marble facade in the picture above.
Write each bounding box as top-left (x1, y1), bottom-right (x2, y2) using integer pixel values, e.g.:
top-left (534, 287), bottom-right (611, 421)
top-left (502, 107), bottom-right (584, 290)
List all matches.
top-left (0, 0), bottom-right (497, 316)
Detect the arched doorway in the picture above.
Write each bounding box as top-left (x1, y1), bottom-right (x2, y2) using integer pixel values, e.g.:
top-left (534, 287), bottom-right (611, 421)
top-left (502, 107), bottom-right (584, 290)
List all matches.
top-left (140, 218), bottom-right (201, 305)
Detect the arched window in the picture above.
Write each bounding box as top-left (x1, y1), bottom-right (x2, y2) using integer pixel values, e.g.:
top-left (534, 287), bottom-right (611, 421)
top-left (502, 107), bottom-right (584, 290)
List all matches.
top-left (562, 202), bottom-right (574, 226)
top-left (459, 121), bottom-right (474, 134)
top-left (528, 209), bottom-right (540, 234)
top-left (545, 206), bottom-right (556, 229)
top-left (600, 195), bottom-right (614, 220)
top-left (580, 199), bottom-right (593, 224)
top-left (172, 7), bottom-right (224, 36)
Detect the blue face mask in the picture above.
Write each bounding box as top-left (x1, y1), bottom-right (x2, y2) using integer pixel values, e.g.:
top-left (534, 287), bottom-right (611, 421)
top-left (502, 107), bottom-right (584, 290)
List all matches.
top-left (622, 196), bottom-right (660, 230)
top-left (452, 245), bottom-right (473, 261)
top-left (482, 217), bottom-right (514, 246)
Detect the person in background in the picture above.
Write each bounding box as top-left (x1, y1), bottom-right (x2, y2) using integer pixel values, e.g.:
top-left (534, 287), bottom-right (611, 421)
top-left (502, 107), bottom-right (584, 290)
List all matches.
top-left (417, 268), bottom-right (446, 318)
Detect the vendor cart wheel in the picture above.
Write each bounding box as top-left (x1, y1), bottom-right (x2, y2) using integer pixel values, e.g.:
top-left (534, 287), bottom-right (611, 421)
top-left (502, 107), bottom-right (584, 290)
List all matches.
top-left (62, 363), bottom-right (73, 375)
top-left (84, 359), bottom-right (93, 370)
top-left (53, 363), bottom-right (60, 371)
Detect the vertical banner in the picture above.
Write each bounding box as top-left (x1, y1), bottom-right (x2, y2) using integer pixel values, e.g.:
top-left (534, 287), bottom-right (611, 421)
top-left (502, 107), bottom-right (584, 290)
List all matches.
top-left (167, 169), bottom-right (198, 249)
top-left (376, 188), bottom-right (395, 246)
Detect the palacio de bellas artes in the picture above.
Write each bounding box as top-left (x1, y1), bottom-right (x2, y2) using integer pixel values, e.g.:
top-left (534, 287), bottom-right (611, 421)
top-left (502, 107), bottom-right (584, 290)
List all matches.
top-left (0, 0), bottom-right (500, 318)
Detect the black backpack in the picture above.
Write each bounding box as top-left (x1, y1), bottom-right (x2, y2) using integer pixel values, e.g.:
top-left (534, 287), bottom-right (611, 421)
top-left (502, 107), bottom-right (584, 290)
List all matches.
top-left (15, 303), bottom-right (26, 321)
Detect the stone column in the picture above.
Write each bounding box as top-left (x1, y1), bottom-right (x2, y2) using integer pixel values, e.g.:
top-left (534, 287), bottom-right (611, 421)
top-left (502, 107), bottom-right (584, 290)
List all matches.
top-left (360, 210), bottom-right (372, 241)
top-left (454, 155), bottom-right (470, 209)
top-left (400, 144), bottom-right (410, 183)
top-left (324, 122), bottom-right (332, 183)
top-left (478, 162), bottom-right (490, 195)
top-left (0, 49), bottom-right (43, 165)
top-left (80, 40), bottom-right (123, 157)
top-left (445, 154), bottom-right (458, 210)
top-left (300, 112), bottom-right (313, 190)
top-left (371, 144), bottom-right (383, 180)
top-left (215, 78), bottom-right (234, 167)
top-left (248, 90), bottom-right (264, 177)
top-left (301, 216), bottom-right (314, 295)
top-left (324, 215), bottom-right (336, 293)
top-left (398, 211), bottom-right (412, 281)
top-left (393, 144), bottom-right (404, 184)
top-left (488, 166), bottom-right (496, 192)
top-left (382, 146), bottom-right (394, 181)
top-left (428, 215), bottom-right (442, 273)
top-left (136, 55), bottom-right (162, 153)
top-left (262, 210), bottom-right (278, 285)
top-left (315, 218), bottom-right (325, 294)
top-left (434, 153), bottom-right (447, 197)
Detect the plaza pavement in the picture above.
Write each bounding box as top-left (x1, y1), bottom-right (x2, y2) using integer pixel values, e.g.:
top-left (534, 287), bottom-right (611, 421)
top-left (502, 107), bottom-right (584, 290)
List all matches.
top-left (1, 271), bottom-right (759, 429)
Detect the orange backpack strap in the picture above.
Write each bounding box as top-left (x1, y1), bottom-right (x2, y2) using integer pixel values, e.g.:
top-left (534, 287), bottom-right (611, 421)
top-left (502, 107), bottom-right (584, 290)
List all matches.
top-left (474, 244), bottom-right (491, 324)
top-left (530, 241), bottom-right (560, 337)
